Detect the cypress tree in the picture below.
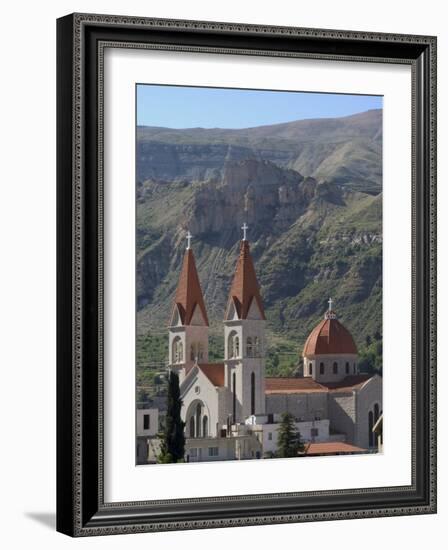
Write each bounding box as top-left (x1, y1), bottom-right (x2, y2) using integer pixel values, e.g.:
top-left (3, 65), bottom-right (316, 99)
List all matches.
top-left (158, 370), bottom-right (185, 463)
top-left (276, 412), bottom-right (304, 458)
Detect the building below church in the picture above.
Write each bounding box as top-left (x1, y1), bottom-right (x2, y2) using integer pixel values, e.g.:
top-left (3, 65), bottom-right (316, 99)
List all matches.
top-left (162, 228), bottom-right (382, 462)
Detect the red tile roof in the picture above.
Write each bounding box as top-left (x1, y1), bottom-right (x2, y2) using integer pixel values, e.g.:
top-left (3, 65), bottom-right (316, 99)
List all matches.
top-left (198, 363), bottom-right (225, 387)
top-left (265, 377), bottom-right (326, 394)
top-left (323, 374), bottom-right (371, 392)
top-left (304, 442), bottom-right (366, 455)
top-left (303, 313), bottom-right (357, 356)
top-left (265, 374), bottom-right (372, 395)
top-left (171, 249), bottom-right (209, 326)
top-left (226, 240), bottom-right (266, 320)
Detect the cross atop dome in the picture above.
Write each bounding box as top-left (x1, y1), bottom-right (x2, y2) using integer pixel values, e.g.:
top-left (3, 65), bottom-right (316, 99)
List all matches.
top-left (325, 297), bottom-right (337, 320)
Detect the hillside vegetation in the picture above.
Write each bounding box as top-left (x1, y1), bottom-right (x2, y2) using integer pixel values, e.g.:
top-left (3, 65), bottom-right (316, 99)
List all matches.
top-left (136, 109), bottom-right (383, 383)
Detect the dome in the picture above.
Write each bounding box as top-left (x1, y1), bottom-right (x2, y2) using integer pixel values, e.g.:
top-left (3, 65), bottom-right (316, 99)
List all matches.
top-left (303, 309), bottom-right (357, 356)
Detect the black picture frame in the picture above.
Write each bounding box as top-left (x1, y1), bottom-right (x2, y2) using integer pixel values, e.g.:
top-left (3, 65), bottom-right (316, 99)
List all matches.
top-left (56, 13), bottom-right (437, 537)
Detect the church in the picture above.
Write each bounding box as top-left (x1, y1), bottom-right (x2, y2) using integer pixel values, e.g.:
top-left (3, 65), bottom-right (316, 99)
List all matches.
top-left (168, 227), bottom-right (382, 462)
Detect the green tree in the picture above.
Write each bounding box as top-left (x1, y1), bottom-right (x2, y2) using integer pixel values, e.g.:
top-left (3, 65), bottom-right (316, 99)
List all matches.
top-left (276, 412), bottom-right (304, 458)
top-left (157, 370), bottom-right (185, 463)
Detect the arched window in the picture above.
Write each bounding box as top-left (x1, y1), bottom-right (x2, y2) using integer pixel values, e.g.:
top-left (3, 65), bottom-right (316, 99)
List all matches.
top-left (202, 416), bottom-right (208, 438)
top-left (374, 403), bottom-right (379, 422)
top-left (320, 362), bottom-right (325, 375)
top-left (368, 411), bottom-right (374, 447)
top-left (232, 372), bottom-right (236, 422)
top-left (172, 337), bottom-right (183, 364)
top-left (246, 337), bottom-right (253, 357)
top-left (251, 372), bottom-right (256, 415)
top-left (373, 403), bottom-right (380, 446)
top-left (190, 342), bottom-right (205, 362)
top-left (309, 362), bottom-right (313, 376)
top-left (196, 403), bottom-right (202, 438)
top-left (198, 342), bottom-right (204, 361)
top-left (253, 336), bottom-right (260, 357)
top-left (189, 416), bottom-right (195, 438)
top-left (345, 362), bottom-right (350, 374)
top-left (234, 336), bottom-right (239, 358)
top-left (333, 361), bottom-right (338, 374)
top-left (227, 331), bottom-right (240, 359)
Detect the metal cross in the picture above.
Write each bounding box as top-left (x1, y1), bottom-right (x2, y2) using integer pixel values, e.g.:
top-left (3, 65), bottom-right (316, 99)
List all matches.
top-left (186, 231), bottom-right (193, 250)
top-left (241, 223), bottom-right (249, 241)
top-left (328, 297), bottom-right (333, 311)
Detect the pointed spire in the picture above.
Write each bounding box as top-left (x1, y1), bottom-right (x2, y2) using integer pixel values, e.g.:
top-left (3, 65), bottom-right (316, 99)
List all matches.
top-left (226, 238), bottom-right (266, 320)
top-left (171, 247), bottom-right (209, 326)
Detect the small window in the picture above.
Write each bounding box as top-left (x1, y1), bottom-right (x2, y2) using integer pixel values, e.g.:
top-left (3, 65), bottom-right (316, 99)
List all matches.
top-left (311, 428), bottom-right (319, 437)
top-left (309, 362), bottom-right (313, 375)
top-left (333, 361), bottom-right (338, 374)
top-left (253, 336), bottom-right (260, 356)
top-left (320, 362), bottom-right (325, 375)
top-left (353, 363), bottom-right (357, 373)
top-left (208, 447), bottom-right (219, 457)
top-left (246, 337), bottom-right (253, 357)
top-left (268, 432), bottom-right (273, 441)
top-left (172, 336), bottom-right (183, 364)
top-left (345, 362), bottom-right (350, 374)
top-left (143, 414), bottom-right (150, 430)
top-left (190, 448), bottom-right (197, 458)
top-left (250, 372), bottom-right (256, 415)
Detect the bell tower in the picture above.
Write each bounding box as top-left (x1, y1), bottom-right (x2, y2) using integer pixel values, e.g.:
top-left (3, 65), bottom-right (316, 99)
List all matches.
top-left (168, 232), bottom-right (209, 383)
top-left (224, 224), bottom-right (266, 423)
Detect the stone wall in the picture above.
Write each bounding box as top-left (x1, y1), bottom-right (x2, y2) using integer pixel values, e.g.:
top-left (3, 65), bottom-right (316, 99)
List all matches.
top-left (355, 375), bottom-right (383, 449)
top-left (266, 392), bottom-right (328, 421)
top-left (328, 392), bottom-right (357, 444)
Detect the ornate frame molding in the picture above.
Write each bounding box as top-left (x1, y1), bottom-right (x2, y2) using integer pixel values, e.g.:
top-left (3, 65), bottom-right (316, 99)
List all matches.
top-left (57, 13), bottom-right (437, 537)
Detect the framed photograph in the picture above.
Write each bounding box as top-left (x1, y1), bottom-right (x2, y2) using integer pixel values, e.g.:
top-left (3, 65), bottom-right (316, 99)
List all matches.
top-left (56, 13), bottom-right (437, 536)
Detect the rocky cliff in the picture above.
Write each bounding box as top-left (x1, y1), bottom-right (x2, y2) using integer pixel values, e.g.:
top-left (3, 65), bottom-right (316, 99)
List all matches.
top-left (136, 148), bottom-right (382, 354)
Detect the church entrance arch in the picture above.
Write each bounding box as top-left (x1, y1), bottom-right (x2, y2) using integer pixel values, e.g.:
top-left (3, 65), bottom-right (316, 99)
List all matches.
top-left (185, 399), bottom-right (210, 439)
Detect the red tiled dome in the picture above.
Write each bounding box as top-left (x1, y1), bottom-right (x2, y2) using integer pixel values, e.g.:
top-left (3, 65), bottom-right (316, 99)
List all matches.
top-left (303, 312), bottom-right (357, 356)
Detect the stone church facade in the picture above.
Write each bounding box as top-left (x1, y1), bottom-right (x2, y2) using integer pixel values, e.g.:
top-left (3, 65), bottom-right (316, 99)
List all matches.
top-left (167, 229), bottom-right (382, 461)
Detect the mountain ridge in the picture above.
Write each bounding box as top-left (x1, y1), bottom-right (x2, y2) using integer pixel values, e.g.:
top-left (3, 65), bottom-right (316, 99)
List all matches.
top-left (137, 109), bottom-right (382, 195)
top-left (136, 109), bottom-right (382, 374)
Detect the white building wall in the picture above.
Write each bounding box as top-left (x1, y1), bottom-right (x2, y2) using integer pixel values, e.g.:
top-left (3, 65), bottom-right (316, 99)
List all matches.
top-left (224, 318), bottom-right (266, 421)
top-left (169, 324), bottom-right (209, 382)
top-left (180, 367), bottom-right (220, 437)
top-left (238, 418), bottom-right (330, 455)
top-left (136, 408), bottom-right (159, 437)
top-left (304, 353), bottom-right (358, 383)
top-left (185, 434), bottom-right (261, 462)
top-left (355, 375), bottom-right (383, 449)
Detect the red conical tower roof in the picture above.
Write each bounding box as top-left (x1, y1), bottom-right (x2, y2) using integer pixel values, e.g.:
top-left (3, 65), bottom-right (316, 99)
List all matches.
top-left (226, 239), bottom-right (266, 320)
top-left (171, 248), bottom-right (209, 326)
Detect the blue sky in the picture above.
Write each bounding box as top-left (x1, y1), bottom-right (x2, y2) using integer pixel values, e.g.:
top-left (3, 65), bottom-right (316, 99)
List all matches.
top-left (137, 84), bottom-right (382, 129)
